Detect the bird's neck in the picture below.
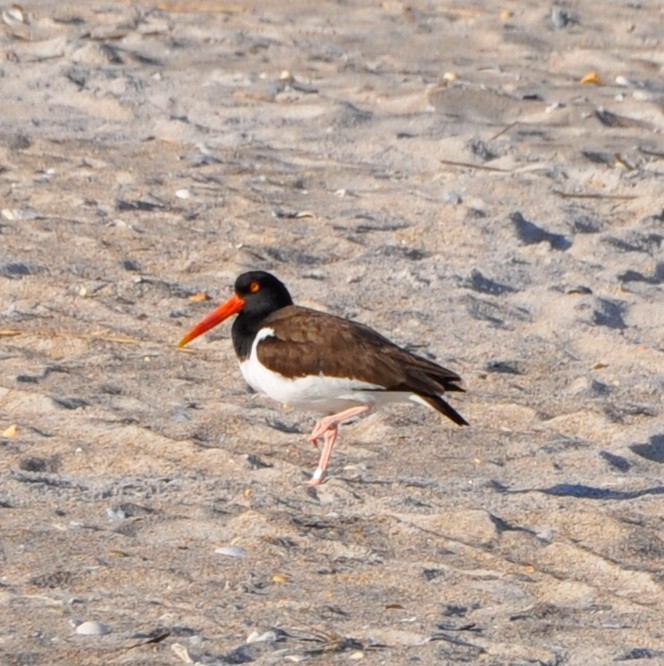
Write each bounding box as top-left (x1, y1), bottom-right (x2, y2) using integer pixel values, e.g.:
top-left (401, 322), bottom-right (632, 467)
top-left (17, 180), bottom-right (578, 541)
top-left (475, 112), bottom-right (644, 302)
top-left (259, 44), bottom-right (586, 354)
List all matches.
top-left (231, 309), bottom-right (275, 360)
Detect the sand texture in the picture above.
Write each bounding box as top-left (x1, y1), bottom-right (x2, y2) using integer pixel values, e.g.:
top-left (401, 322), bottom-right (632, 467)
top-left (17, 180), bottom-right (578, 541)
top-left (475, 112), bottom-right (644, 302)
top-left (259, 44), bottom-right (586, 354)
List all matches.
top-left (1, 1), bottom-right (663, 664)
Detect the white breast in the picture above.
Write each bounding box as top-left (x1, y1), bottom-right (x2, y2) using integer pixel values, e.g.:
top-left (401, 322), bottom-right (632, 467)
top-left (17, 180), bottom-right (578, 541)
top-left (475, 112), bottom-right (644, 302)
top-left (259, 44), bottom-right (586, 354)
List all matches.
top-left (239, 327), bottom-right (412, 414)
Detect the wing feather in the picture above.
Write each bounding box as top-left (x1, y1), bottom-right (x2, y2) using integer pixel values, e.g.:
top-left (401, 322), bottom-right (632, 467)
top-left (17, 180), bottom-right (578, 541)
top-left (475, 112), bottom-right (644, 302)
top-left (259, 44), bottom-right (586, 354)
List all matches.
top-left (258, 306), bottom-right (464, 397)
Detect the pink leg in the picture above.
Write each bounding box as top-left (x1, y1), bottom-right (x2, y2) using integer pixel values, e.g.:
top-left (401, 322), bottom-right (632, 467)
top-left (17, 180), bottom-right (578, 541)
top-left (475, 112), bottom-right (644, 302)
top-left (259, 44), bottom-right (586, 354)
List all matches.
top-left (307, 427), bottom-right (338, 486)
top-left (306, 404), bottom-right (372, 485)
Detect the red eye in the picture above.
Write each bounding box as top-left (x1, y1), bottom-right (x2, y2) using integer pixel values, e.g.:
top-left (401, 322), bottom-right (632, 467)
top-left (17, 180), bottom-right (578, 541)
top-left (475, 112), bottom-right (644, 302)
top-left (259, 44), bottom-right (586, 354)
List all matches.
top-left (249, 281), bottom-right (260, 293)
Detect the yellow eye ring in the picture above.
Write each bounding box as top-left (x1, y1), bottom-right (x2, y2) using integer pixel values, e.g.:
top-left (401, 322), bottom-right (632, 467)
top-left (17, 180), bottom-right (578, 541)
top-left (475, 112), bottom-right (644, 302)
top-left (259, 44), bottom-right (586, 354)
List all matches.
top-left (249, 281), bottom-right (260, 293)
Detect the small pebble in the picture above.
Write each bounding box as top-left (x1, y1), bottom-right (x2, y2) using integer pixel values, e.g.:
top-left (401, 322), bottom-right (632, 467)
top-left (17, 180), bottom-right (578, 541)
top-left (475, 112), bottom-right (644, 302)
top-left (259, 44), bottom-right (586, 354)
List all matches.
top-left (214, 545), bottom-right (247, 558)
top-left (175, 189), bottom-right (190, 199)
top-left (545, 101), bottom-right (565, 113)
top-left (3, 5), bottom-right (26, 23)
top-left (551, 7), bottom-right (576, 28)
top-left (1, 208), bottom-right (39, 220)
top-left (106, 506), bottom-right (127, 521)
top-left (2, 424), bottom-right (17, 438)
top-left (246, 630), bottom-right (278, 643)
top-left (75, 620), bottom-right (111, 636)
top-left (171, 642), bottom-right (194, 663)
top-left (442, 191), bottom-right (462, 205)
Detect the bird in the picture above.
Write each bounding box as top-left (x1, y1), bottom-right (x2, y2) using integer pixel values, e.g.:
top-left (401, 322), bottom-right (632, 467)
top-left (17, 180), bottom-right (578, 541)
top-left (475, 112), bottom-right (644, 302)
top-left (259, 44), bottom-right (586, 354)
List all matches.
top-left (178, 271), bottom-right (468, 485)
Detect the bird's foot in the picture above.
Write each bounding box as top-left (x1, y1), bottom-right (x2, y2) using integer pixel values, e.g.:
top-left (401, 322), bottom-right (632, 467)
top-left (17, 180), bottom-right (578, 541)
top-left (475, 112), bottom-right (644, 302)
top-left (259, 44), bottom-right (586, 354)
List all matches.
top-left (305, 467), bottom-right (326, 486)
top-left (306, 405), bottom-right (372, 484)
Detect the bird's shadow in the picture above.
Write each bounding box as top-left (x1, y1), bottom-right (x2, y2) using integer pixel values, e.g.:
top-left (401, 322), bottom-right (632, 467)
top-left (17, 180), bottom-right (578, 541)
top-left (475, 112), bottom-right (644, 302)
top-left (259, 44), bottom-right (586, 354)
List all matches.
top-left (490, 480), bottom-right (664, 501)
top-left (490, 433), bottom-right (664, 500)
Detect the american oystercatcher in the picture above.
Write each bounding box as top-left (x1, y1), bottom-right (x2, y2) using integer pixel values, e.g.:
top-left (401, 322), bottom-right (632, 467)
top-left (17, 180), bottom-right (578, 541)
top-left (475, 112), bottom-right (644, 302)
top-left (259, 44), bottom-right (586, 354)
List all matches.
top-left (178, 271), bottom-right (468, 485)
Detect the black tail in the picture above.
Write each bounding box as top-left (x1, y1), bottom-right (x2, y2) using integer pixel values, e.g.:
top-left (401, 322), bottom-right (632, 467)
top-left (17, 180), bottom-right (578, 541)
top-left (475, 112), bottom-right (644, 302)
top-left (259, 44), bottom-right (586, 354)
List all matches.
top-left (418, 394), bottom-right (469, 426)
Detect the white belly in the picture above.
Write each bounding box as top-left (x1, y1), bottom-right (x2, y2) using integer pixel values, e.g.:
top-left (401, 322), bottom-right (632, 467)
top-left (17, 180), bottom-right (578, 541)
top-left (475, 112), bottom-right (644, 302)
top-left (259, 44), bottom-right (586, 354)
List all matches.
top-left (240, 328), bottom-right (413, 414)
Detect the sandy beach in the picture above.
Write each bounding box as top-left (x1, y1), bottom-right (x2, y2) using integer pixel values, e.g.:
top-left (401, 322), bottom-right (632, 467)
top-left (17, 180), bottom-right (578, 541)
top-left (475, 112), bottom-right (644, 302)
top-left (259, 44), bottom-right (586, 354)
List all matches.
top-left (1, 1), bottom-right (663, 663)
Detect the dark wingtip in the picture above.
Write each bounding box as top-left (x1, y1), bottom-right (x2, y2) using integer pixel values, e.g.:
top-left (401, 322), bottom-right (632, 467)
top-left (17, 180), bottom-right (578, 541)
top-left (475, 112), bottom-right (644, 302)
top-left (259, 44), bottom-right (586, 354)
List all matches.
top-left (418, 394), bottom-right (469, 426)
top-left (451, 412), bottom-right (470, 427)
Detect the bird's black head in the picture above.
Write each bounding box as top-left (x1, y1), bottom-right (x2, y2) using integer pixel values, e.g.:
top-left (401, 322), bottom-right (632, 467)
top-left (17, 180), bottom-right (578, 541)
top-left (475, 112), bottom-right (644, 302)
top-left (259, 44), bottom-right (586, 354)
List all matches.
top-left (230, 271), bottom-right (293, 359)
top-left (178, 271), bottom-right (293, 352)
top-left (234, 271), bottom-right (294, 315)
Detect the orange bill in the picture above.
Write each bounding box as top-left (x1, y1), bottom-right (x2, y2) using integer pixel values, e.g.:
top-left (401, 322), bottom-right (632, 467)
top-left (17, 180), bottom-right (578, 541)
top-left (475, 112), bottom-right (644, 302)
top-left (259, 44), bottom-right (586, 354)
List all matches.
top-left (178, 293), bottom-right (245, 347)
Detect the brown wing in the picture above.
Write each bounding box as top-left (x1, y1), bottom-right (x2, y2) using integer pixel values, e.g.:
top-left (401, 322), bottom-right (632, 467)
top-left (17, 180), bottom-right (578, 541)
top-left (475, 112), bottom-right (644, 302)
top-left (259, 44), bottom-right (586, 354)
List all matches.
top-left (258, 305), bottom-right (465, 393)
